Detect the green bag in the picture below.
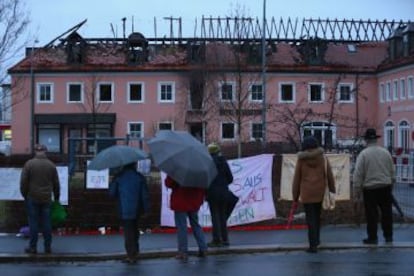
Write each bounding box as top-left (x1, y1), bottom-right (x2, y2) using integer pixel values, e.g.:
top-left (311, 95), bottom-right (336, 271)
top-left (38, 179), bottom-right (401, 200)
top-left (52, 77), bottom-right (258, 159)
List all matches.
top-left (50, 201), bottom-right (67, 226)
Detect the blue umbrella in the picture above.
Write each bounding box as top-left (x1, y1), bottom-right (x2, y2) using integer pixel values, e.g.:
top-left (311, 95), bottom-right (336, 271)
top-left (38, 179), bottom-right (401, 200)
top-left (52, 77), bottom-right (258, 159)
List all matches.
top-left (87, 145), bottom-right (149, 171)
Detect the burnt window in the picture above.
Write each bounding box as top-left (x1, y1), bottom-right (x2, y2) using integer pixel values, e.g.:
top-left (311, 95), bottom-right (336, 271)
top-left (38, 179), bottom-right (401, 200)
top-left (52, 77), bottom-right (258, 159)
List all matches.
top-left (128, 83), bottom-right (144, 102)
top-left (98, 83), bottom-right (113, 103)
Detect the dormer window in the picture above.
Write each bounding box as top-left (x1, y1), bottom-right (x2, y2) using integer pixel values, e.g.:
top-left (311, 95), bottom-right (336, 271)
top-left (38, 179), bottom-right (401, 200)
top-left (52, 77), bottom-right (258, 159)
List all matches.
top-left (65, 32), bottom-right (86, 64)
top-left (127, 32), bottom-right (148, 64)
top-left (388, 25), bottom-right (405, 60)
top-left (403, 23), bottom-right (414, 56)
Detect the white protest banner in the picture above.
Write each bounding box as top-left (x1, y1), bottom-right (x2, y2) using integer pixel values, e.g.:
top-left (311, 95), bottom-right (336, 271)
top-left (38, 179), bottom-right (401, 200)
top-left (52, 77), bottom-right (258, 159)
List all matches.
top-left (86, 160), bottom-right (109, 189)
top-left (0, 166), bottom-right (69, 205)
top-left (0, 168), bottom-right (24, 200)
top-left (56, 166), bottom-right (69, 205)
top-left (280, 154), bottom-right (350, 201)
top-left (85, 159), bottom-right (151, 189)
top-left (161, 154), bottom-right (276, 227)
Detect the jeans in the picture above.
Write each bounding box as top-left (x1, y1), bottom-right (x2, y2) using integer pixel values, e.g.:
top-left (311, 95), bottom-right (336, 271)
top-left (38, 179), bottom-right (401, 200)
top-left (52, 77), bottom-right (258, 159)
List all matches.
top-left (304, 202), bottom-right (322, 248)
top-left (208, 199), bottom-right (228, 243)
top-left (174, 211), bottom-right (207, 254)
top-left (25, 198), bottom-right (52, 250)
top-left (122, 219), bottom-right (140, 259)
top-left (363, 186), bottom-right (393, 240)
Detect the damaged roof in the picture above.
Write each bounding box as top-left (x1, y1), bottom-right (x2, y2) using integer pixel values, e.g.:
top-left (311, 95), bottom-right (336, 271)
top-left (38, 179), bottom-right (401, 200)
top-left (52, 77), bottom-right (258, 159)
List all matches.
top-left (8, 32), bottom-right (389, 74)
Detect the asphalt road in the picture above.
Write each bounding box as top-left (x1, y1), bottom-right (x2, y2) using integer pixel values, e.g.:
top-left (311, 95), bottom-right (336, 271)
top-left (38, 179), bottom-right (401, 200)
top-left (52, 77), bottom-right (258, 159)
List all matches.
top-left (1, 248), bottom-right (413, 276)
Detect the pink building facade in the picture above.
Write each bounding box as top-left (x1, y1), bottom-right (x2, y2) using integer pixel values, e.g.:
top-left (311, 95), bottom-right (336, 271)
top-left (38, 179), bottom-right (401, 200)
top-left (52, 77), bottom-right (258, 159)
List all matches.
top-left (7, 19), bottom-right (414, 156)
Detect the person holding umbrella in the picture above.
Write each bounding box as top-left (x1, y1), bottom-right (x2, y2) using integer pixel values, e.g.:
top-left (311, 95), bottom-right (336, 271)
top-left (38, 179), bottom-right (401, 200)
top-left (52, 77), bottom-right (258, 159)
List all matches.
top-left (206, 142), bottom-right (234, 247)
top-left (164, 175), bottom-right (208, 262)
top-left (109, 162), bottom-right (150, 264)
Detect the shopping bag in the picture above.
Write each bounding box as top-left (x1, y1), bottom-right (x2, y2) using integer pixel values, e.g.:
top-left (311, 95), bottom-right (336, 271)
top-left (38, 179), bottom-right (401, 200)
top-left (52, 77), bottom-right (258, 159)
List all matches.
top-left (51, 201), bottom-right (67, 226)
top-left (322, 186), bottom-right (335, 210)
top-left (322, 156), bottom-right (335, 210)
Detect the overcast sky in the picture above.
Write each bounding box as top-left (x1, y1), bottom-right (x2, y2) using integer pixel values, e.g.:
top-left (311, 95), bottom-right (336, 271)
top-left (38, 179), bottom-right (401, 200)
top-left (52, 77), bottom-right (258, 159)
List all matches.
top-left (27, 0), bottom-right (413, 46)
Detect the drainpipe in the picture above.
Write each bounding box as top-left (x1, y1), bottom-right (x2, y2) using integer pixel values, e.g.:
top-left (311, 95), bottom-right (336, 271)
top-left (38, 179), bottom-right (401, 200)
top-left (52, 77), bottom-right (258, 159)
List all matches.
top-left (29, 40), bottom-right (38, 154)
top-left (261, 0), bottom-right (267, 150)
top-left (355, 74), bottom-right (359, 138)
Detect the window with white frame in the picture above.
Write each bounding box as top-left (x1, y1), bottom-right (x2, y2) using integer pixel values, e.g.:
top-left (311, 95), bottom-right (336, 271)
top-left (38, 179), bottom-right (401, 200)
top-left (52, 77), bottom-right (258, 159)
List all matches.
top-left (128, 82), bottom-right (144, 103)
top-left (251, 122), bottom-right (263, 140)
top-left (379, 83), bottom-right (385, 103)
top-left (221, 122), bottom-right (235, 140)
top-left (384, 121), bottom-right (395, 149)
top-left (400, 78), bottom-right (406, 100)
top-left (279, 83), bottom-right (295, 103)
top-left (386, 82), bottom-right (391, 101)
top-left (158, 82), bottom-right (175, 102)
top-left (249, 83), bottom-right (263, 102)
top-left (308, 83), bottom-right (324, 103)
top-left (67, 83), bottom-right (83, 103)
top-left (393, 80), bottom-right (399, 101)
top-left (38, 124), bottom-right (60, 152)
top-left (398, 120), bottom-right (410, 152)
top-left (337, 83), bottom-right (353, 103)
top-left (37, 83), bottom-right (53, 103)
top-left (220, 82), bottom-right (235, 101)
top-left (158, 122), bottom-right (173, 130)
top-left (128, 122), bottom-right (144, 138)
top-left (408, 76), bottom-right (414, 98)
top-left (98, 83), bottom-right (114, 103)
top-left (302, 121), bottom-right (336, 148)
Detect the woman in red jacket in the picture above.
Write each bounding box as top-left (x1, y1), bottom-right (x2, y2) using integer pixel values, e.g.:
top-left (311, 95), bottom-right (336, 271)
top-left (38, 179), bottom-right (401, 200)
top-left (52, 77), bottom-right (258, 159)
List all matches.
top-left (165, 175), bottom-right (208, 262)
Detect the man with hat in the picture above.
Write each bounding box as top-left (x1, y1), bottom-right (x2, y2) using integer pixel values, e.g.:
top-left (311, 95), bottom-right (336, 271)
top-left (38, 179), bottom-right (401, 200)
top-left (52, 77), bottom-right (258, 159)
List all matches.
top-left (353, 128), bottom-right (395, 245)
top-left (20, 144), bottom-right (60, 254)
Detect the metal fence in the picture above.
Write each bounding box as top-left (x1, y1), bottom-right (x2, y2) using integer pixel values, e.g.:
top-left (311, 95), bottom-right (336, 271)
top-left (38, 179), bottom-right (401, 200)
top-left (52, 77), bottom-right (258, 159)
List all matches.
top-left (324, 145), bottom-right (413, 220)
top-left (68, 136), bottom-right (144, 175)
top-left (392, 152), bottom-right (414, 219)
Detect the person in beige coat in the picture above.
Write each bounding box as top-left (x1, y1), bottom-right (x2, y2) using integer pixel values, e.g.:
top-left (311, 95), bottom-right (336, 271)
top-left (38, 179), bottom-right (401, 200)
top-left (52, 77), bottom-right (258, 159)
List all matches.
top-left (292, 136), bottom-right (335, 253)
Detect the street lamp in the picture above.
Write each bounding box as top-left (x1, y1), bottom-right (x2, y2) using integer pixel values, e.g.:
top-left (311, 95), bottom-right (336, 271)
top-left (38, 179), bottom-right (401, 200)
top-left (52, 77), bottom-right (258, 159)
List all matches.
top-left (261, 0), bottom-right (267, 150)
top-left (30, 39), bottom-right (38, 154)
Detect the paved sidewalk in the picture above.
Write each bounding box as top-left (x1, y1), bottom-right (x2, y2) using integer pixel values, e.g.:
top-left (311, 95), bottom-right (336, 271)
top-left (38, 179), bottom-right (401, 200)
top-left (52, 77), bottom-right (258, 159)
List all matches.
top-left (1, 224), bottom-right (413, 263)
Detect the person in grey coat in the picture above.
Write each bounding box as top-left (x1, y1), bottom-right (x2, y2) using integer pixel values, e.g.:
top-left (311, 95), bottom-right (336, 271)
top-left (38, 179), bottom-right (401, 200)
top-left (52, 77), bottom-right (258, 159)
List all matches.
top-left (109, 162), bottom-right (150, 264)
top-left (353, 128), bottom-right (395, 245)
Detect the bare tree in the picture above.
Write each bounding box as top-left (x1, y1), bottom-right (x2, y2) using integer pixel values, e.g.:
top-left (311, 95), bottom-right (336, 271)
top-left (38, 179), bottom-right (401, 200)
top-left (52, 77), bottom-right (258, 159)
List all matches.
top-left (73, 75), bottom-right (112, 155)
top-left (0, 0), bottom-right (30, 115)
top-left (268, 99), bottom-right (314, 151)
top-left (268, 74), bottom-right (370, 151)
top-left (0, 0), bottom-right (30, 83)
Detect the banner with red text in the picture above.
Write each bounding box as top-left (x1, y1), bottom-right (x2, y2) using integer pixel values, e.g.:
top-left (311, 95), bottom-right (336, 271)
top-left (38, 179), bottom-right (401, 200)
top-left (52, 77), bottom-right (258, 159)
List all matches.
top-left (160, 154), bottom-right (275, 227)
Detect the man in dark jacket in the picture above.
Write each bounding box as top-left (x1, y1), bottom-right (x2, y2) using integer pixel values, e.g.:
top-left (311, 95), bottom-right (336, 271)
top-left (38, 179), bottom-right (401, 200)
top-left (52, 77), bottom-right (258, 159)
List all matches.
top-left (20, 144), bottom-right (60, 254)
top-left (109, 162), bottom-right (150, 264)
top-left (206, 142), bottom-right (234, 247)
